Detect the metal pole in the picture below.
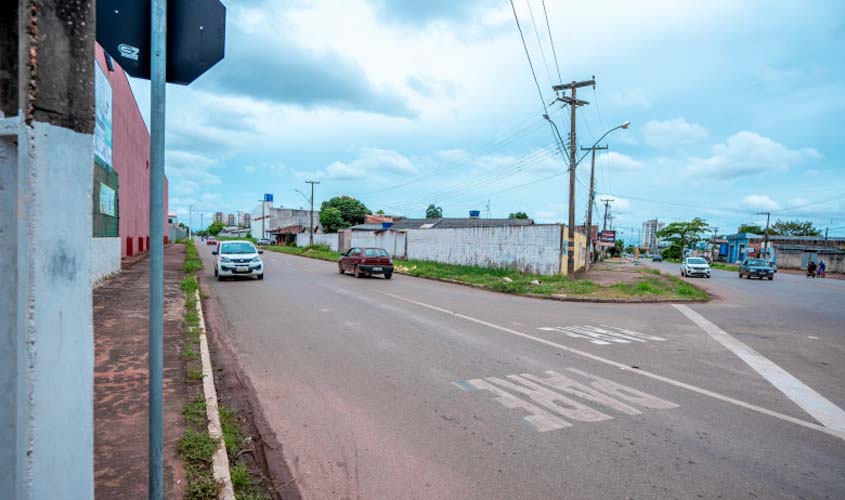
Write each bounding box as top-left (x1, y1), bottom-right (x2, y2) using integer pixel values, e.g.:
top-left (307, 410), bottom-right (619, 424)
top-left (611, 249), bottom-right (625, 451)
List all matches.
top-left (149, 0), bottom-right (166, 498)
top-left (306, 180), bottom-right (319, 246)
top-left (581, 144), bottom-right (607, 271)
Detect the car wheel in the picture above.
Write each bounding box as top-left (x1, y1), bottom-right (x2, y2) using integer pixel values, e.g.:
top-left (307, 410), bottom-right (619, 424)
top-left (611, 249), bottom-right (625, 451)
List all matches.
top-left (257, 273), bottom-right (264, 280)
top-left (384, 273), bottom-right (392, 280)
top-left (746, 274), bottom-right (751, 279)
top-left (768, 276), bottom-right (773, 281)
top-left (738, 272), bottom-right (742, 278)
top-left (338, 263), bottom-right (345, 274)
top-left (354, 265), bottom-right (362, 278)
top-left (217, 274), bottom-right (223, 281)
top-left (214, 266), bottom-right (218, 277)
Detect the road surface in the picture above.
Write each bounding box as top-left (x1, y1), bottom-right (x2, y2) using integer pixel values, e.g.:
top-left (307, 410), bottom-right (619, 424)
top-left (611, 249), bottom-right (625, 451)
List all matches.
top-left (199, 245), bottom-right (844, 500)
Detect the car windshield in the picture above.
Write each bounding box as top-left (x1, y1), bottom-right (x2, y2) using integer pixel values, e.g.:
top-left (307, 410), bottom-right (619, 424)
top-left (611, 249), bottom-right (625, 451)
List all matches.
top-left (365, 248), bottom-right (389, 257)
top-left (220, 242), bottom-right (256, 254)
top-left (687, 258), bottom-right (707, 264)
top-left (746, 259), bottom-right (767, 266)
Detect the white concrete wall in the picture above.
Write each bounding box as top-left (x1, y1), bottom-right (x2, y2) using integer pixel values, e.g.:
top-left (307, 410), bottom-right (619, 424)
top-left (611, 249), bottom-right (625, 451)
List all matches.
top-left (348, 230), bottom-right (407, 258)
top-left (296, 232), bottom-right (339, 251)
top-left (3, 120), bottom-right (95, 499)
top-left (406, 225), bottom-right (563, 275)
top-left (91, 237), bottom-right (121, 284)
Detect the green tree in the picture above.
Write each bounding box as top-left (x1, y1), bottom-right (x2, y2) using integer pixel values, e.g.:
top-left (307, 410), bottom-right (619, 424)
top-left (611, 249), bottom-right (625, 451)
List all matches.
top-left (771, 219), bottom-right (821, 236)
top-left (319, 207), bottom-right (346, 233)
top-left (207, 220), bottom-right (225, 236)
top-left (657, 218), bottom-right (710, 256)
top-left (425, 204), bottom-right (443, 218)
top-left (319, 196), bottom-right (370, 231)
top-left (508, 212), bottom-right (529, 219)
top-left (376, 209), bottom-right (385, 215)
top-left (737, 224), bottom-right (764, 234)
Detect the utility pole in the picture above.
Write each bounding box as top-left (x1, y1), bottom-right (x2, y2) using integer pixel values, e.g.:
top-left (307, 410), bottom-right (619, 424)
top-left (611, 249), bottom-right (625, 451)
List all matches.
top-left (581, 144), bottom-right (607, 270)
top-left (601, 198), bottom-right (614, 231)
top-left (711, 227), bottom-right (719, 261)
top-left (553, 78), bottom-right (595, 275)
top-left (757, 211), bottom-right (771, 258)
top-left (306, 180), bottom-right (320, 246)
top-left (200, 213), bottom-right (204, 232)
top-left (258, 199), bottom-right (266, 240)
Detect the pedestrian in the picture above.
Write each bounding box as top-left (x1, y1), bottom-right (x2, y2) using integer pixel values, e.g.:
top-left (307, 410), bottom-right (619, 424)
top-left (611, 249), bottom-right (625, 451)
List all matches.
top-left (807, 260), bottom-right (817, 278)
top-left (818, 259), bottom-right (826, 278)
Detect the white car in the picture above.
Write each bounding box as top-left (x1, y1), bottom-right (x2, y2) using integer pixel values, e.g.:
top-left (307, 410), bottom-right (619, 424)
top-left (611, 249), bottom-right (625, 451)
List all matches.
top-left (213, 240), bottom-right (264, 280)
top-left (681, 257), bottom-right (711, 278)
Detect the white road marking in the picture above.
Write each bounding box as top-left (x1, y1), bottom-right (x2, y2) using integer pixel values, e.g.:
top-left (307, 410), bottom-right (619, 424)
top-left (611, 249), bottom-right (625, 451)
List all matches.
top-left (538, 325), bottom-right (666, 345)
top-left (457, 369), bottom-right (677, 432)
top-left (673, 304), bottom-right (845, 433)
top-left (378, 291), bottom-right (845, 440)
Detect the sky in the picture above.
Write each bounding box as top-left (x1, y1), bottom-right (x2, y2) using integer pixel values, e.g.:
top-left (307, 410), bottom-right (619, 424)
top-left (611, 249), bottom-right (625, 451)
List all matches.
top-left (128, 0), bottom-right (845, 242)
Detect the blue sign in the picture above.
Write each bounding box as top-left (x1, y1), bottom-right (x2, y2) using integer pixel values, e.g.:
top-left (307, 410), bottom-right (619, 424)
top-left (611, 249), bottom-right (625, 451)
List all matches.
top-left (719, 242), bottom-right (729, 256)
top-left (264, 193), bottom-right (273, 202)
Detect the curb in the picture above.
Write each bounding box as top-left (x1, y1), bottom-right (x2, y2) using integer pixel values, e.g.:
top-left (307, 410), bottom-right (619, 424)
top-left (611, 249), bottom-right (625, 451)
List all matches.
top-left (193, 288), bottom-right (236, 500)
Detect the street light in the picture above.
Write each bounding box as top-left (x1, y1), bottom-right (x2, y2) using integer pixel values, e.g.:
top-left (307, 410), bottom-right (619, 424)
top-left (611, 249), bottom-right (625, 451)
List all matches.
top-left (188, 201), bottom-right (200, 240)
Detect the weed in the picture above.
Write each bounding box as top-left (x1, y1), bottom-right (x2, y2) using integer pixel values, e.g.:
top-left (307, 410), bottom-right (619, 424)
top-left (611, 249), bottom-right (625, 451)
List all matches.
top-left (184, 463), bottom-right (221, 500)
top-left (187, 367), bottom-right (205, 381)
top-left (231, 462), bottom-right (251, 493)
top-left (183, 343), bottom-right (200, 360)
top-left (179, 429), bottom-right (218, 463)
top-left (218, 405), bottom-right (243, 457)
top-left (182, 396), bottom-right (207, 426)
top-left (186, 310), bottom-right (200, 326)
top-left (181, 275), bottom-right (199, 293)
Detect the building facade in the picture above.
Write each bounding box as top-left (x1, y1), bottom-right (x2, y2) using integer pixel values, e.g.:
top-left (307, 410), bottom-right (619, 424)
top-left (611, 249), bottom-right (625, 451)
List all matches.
top-left (641, 219), bottom-right (664, 252)
top-left (251, 201), bottom-right (320, 239)
top-left (214, 211), bottom-right (224, 223)
top-left (226, 213), bottom-right (236, 226)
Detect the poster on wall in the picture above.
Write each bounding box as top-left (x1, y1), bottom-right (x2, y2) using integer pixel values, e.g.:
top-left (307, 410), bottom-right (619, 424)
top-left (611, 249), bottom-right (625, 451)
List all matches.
top-left (99, 182), bottom-right (116, 216)
top-left (94, 60), bottom-right (113, 168)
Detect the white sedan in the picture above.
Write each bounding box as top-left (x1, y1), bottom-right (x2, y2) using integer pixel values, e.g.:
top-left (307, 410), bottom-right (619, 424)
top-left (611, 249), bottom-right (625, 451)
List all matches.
top-left (213, 240), bottom-right (264, 280)
top-left (681, 257), bottom-right (711, 278)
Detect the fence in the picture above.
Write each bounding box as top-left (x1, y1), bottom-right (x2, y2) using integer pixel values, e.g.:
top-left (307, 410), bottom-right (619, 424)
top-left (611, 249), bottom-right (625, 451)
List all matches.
top-left (295, 232), bottom-right (340, 251)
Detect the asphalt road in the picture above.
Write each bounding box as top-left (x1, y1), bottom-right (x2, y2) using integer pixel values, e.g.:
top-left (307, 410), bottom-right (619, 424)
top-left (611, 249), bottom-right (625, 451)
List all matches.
top-left (199, 244), bottom-right (845, 500)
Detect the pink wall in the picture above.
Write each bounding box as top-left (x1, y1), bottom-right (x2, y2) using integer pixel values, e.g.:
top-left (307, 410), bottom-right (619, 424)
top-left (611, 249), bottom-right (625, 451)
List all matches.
top-left (95, 45), bottom-right (169, 256)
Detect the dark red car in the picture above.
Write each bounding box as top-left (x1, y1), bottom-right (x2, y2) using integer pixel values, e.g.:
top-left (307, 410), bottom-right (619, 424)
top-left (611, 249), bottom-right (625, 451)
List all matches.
top-left (206, 236), bottom-right (217, 246)
top-left (339, 247), bottom-right (394, 279)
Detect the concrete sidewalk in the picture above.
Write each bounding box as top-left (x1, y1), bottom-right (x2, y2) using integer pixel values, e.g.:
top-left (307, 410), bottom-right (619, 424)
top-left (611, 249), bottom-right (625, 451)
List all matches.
top-left (93, 244), bottom-right (188, 499)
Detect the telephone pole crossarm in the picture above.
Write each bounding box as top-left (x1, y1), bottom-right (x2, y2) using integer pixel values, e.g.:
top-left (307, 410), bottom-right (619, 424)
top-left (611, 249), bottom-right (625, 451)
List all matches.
top-left (552, 79), bottom-right (596, 92)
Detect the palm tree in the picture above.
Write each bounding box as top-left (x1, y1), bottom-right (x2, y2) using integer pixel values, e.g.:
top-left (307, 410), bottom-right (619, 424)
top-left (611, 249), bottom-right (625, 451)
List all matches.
top-left (425, 204), bottom-right (443, 218)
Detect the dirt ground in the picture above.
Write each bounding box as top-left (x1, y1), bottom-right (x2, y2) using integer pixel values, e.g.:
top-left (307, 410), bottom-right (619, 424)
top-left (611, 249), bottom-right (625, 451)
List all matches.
top-left (580, 259), bottom-right (653, 285)
top-left (93, 245), bottom-right (187, 499)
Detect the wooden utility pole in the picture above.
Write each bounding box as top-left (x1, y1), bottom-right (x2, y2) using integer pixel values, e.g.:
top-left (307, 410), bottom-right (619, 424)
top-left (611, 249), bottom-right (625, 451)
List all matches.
top-left (757, 211), bottom-right (771, 258)
top-left (306, 180), bottom-right (320, 246)
top-left (553, 78), bottom-right (595, 275)
top-left (581, 144), bottom-right (607, 270)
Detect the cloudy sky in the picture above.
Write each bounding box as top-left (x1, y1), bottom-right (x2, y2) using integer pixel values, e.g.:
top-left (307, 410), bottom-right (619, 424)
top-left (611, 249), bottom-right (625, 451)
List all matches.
top-left (129, 0), bottom-right (845, 241)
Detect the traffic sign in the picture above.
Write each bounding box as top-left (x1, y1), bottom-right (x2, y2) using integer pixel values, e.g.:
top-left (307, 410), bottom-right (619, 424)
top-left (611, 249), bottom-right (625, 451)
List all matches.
top-left (96, 0), bottom-right (226, 85)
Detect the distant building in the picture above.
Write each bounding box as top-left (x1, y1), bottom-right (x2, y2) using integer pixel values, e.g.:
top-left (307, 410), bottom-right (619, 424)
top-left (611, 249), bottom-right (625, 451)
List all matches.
top-left (251, 201), bottom-right (320, 239)
top-left (240, 212), bottom-right (251, 227)
top-left (641, 219), bottom-right (665, 252)
top-left (226, 213), bottom-right (236, 226)
top-left (214, 212), bottom-right (223, 223)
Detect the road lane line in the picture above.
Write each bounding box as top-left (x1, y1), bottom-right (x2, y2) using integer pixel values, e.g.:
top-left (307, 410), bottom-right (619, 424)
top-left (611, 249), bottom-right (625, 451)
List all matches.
top-left (376, 291), bottom-right (845, 440)
top-left (673, 304), bottom-right (845, 433)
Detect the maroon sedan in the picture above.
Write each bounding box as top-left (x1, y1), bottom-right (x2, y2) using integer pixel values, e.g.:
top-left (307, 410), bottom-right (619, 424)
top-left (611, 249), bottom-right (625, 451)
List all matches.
top-left (339, 247), bottom-right (394, 279)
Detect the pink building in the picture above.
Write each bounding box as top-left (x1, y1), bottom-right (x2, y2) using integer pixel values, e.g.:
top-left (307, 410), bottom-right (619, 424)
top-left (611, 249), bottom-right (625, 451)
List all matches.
top-left (95, 45), bottom-right (169, 257)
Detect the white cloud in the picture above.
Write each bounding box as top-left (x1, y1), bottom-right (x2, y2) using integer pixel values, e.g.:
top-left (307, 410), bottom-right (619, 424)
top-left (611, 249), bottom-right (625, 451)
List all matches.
top-left (316, 148), bottom-right (416, 180)
top-left (597, 194), bottom-right (631, 212)
top-left (597, 152), bottom-right (643, 170)
top-left (174, 180), bottom-right (198, 196)
top-left (741, 194), bottom-right (781, 211)
top-left (687, 131), bottom-right (817, 179)
top-left (243, 165), bottom-right (256, 172)
top-left (642, 118), bottom-right (709, 149)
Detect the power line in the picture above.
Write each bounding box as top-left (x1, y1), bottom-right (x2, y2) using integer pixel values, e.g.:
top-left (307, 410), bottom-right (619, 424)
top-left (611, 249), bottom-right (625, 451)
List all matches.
top-left (509, 0), bottom-right (547, 113)
top-left (526, 0), bottom-right (554, 88)
top-left (541, 0), bottom-right (562, 84)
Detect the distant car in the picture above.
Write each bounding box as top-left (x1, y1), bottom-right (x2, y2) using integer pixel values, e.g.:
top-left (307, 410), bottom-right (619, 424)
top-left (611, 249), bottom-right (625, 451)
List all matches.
top-left (738, 258), bottom-right (774, 280)
top-left (339, 247), bottom-right (394, 279)
top-left (213, 240), bottom-right (264, 280)
top-left (681, 257), bottom-right (711, 278)
top-left (206, 236), bottom-right (217, 246)
top-left (652, 254), bottom-right (663, 262)
top-left (256, 238), bottom-right (273, 246)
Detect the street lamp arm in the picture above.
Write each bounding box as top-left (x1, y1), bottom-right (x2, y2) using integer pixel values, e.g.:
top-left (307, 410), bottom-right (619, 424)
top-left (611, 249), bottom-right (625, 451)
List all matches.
top-left (294, 188), bottom-right (311, 204)
top-left (575, 122), bottom-right (630, 167)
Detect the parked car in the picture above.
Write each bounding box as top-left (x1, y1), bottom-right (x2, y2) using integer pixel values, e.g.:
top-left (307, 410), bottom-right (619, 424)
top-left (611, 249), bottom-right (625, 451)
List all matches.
top-left (738, 258), bottom-right (774, 280)
top-left (652, 254), bottom-right (663, 262)
top-left (681, 257), bottom-right (711, 278)
top-left (339, 247), bottom-right (394, 279)
top-left (206, 236), bottom-right (217, 246)
top-left (256, 238), bottom-right (273, 246)
top-left (212, 240), bottom-right (264, 280)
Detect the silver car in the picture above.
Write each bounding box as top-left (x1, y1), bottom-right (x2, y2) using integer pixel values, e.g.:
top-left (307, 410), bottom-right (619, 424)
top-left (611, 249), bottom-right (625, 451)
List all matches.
top-left (213, 240), bottom-right (264, 280)
top-left (681, 257), bottom-right (711, 278)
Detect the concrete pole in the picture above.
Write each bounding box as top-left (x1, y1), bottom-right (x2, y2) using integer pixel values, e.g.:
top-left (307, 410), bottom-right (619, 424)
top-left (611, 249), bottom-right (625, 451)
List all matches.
top-left (566, 86), bottom-right (577, 275)
top-left (149, 0), bottom-right (167, 498)
top-left (581, 144), bottom-right (607, 270)
top-left (306, 180), bottom-right (320, 246)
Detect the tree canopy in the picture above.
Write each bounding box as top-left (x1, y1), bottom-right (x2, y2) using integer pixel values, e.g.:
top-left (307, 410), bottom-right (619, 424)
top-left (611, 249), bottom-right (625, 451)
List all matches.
top-left (426, 204), bottom-right (443, 218)
top-left (771, 219), bottom-right (821, 236)
top-left (508, 212), bottom-right (529, 219)
top-left (319, 196), bottom-right (370, 232)
top-left (206, 220), bottom-right (225, 236)
top-left (657, 218), bottom-right (710, 256)
top-left (737, 224), bottom-right (765, 234)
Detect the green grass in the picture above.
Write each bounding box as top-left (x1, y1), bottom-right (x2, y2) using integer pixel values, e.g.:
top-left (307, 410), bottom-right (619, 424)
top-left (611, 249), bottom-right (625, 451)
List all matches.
top-left (184, 240), bottom-right (203, 273)
top-left (179, 429), bottom-right (219, 463)
top-left (184, 464), bottom-right (221, 500)
top-left (218, 404), bottom-right (242, 457)
top-left (182, 395), bottom-right (207, 426)
top-left (181, 275), bottom-right (199, 293)
top-left (263, 243), bottom-right (342, 262)
top-left (711, 262), bottom-right (739, 272)
top-left (182, 343), bottom-right (200, 360)
top-left (187, 367), bottom-right (205, 381)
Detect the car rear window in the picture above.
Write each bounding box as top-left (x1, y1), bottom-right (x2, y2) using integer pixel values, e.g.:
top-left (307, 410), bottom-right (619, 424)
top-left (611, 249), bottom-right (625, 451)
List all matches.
top-left (365, 248), bottom-right (389, 257)
top-left (687, 258), bottom-right (707, 264)
top-left (746, 259), bottom-right (767, 266)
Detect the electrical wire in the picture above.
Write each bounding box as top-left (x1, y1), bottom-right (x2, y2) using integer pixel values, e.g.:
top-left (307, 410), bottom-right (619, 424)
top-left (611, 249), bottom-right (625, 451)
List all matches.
top-left (509, 0), bottom-right (548, 113)
top-left (526, 0), bottom-right (554, 89)
top-left (541, 0), bottom-right (562, 84)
